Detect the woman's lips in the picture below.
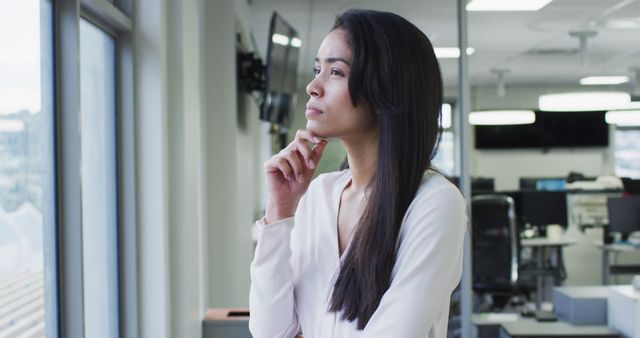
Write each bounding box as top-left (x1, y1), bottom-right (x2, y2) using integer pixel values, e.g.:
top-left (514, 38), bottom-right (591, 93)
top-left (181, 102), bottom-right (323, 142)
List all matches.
top-left (305, 108), bottom-right (323, 118)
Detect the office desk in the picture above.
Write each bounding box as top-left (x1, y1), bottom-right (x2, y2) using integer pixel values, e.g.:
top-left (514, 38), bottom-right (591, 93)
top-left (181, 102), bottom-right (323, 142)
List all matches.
top-left (499, 317), bottom-right (620, 338)
top-left (203, 308), bottom-right (250, 338)
top-left (593, 241), bottom-right (640, 285)
top-left (472, 313), bottom-right (519, 338)
top-left (521, 238), bottom-right (576, 307)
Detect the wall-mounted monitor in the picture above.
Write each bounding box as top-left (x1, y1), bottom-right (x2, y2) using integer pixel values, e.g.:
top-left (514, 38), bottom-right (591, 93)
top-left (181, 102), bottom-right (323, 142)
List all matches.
top-left (475, 110), bottom-right (608, 149)
top-left (259, 12), bottom-right (301, 132)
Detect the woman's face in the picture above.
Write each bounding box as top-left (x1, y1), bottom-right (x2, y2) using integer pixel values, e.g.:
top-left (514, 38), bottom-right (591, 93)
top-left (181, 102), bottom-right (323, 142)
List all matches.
top-left (305, 29), bottom-right (376, 140)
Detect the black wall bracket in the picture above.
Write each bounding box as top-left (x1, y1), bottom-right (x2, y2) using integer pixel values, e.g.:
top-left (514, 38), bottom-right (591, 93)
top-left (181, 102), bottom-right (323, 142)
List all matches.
top-left (237, 51), bottom-right (266, 92)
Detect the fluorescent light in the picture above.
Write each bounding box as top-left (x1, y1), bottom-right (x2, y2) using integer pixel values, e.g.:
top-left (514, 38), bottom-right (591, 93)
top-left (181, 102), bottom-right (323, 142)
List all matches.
top-left (467, 0), bottom-right (553, 11)
top-left (539, 92), bottom-right (631, 111)
top-left (600, 18), bottom-right (640, 30)
top-left (434, 47), bottom-right (475, 59)
top-left (0, 119), bottom-right (25, 132)
top-left (272, 34), bottom-right (289, 46)
top-left (580, 76), bottom-right (629, 85)
top-left (441, 103), bottom-right (452, 129)
top-left (290, 37), bottom-right (302, 48)
top-left (469, 110), bottom-right (536, 125)
top-left (605, 110), bottom-right (640, 126)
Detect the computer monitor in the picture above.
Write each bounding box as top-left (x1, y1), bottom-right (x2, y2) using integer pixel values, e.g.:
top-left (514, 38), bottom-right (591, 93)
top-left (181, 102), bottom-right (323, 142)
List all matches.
top-left (519, 177), bottom-right (566, 191)
top-left (472, 177), bottom-right (495, 192)
top-left (518, 191), bottom-right (568, 228)
top-left (447, 176), bottom-right (495, 194)
top-left (607, 196), bottom-right (640, 241)
top-left (536, 178), bottom-right (566, 191)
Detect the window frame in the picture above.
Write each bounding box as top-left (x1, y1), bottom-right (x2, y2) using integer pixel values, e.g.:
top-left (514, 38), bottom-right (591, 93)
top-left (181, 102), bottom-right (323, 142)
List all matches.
top-left (53, 0), bottom-right (136, 337)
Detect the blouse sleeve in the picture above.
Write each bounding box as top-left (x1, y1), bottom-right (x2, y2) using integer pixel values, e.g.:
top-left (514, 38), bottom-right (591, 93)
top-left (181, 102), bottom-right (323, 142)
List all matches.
top-left (361, 186), bottom-right (467, 337)
top-left (249, 216), bottom-right (300, 338)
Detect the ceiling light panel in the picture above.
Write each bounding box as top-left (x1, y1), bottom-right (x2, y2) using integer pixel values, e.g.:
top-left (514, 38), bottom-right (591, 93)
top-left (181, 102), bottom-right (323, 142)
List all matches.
top-left (469, 110), bottom-right (536, 125)
top-left (539, 92), bottom-right (631, 111)
top-left (580, 76), bottom-right (630, 85)
top-left (434, 47), bottom-right (475, 59)
top-left (605, 110), bottom-right (640, 126)
top-left (466, 0), bottom-right (553, 11)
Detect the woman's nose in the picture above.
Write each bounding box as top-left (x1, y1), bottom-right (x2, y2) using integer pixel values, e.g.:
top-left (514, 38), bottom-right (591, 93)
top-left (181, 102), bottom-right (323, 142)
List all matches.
top-left (306, 78), bottom-right (323, 97)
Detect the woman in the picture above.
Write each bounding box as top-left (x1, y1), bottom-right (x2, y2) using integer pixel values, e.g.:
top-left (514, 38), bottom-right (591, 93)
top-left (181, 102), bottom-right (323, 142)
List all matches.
top-left (250, 9), bottom-right (467, 338)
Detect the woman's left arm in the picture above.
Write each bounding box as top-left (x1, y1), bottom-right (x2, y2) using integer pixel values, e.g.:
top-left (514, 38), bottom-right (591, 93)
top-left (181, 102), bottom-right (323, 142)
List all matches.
top-left (361, 186), bottom-right (467, 337)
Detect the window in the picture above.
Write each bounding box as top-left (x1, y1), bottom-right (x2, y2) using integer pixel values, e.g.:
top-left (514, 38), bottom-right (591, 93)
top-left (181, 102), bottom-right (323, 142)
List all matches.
top-left (1, 1), bottom-right (134, 337)
top-left (614, 129), bottom-right (640, 178)
top-left (434, 131), bottom-right (455, 175)
top-left (0, 0), bottom-right (55, 336)
top-left (433, 103), bottom-right (455, 175)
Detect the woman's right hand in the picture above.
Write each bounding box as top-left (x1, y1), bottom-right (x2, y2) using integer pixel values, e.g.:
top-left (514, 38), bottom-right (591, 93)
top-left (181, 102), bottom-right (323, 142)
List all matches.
top-left (263, 129), bottom-right (328, 223)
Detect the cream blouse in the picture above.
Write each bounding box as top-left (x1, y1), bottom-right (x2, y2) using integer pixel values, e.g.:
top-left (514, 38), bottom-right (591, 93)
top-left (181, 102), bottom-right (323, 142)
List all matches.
top-left (250, 169), bottom-right (467, 338)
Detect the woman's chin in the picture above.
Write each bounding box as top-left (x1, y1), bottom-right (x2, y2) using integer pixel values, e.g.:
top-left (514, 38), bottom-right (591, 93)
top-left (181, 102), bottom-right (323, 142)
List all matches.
top-left (305, 122), bottom-right (329, 139)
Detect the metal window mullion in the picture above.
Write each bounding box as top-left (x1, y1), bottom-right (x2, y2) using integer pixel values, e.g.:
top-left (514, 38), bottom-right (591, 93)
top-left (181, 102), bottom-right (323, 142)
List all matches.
top-left (80, 11), bottom-right (119, 37)
top-left (77, 1), bottom-right (138, 337)
top-left (42, 1), bottom-right (59, 337)
top-left (54, 0), bottom-right (85, 337)
top-left (456, 0), bottom-right (473, 338)
top-left (80, 0), bottom-right (138, 336)
top-left (117, 31), bottom-right (139, 338)
top-left (80, 0), bottom-right (132, 33)
top-left (116, 0), bottom-right (133, 17)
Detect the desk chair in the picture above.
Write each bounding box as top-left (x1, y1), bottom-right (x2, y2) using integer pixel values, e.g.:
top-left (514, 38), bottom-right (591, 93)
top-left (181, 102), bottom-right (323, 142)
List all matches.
top-left (472, 195), bottom-right (524, 310)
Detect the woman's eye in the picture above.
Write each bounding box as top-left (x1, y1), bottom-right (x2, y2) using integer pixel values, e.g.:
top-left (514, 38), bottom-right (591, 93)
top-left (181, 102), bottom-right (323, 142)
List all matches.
top-left (330, 69), bottom-right (344, 76)
top-left (313, 67), bottom-right (320, 75)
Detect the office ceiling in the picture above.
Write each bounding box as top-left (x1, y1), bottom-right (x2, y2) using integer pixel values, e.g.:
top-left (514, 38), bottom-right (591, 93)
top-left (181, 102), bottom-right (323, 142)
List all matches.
top-left (249, 0), bottom-right (640, 89)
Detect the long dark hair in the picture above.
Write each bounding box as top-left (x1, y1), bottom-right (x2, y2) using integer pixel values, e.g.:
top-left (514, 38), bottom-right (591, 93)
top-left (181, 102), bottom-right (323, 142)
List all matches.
top-left (328, 9), bottom-right (443, 330)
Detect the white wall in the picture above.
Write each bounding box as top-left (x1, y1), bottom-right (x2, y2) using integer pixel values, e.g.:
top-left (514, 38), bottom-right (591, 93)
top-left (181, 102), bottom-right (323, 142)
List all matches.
top-left (135, 0), bottom-right (265, 337)
top-left (201, 0), bottom-right (266, 310)
top-left (135, 0), bottom-right (170, 336)
top-left (472, 148), bottom-right (614, 191)
top-left (166, 0), bottom-right (205, 337)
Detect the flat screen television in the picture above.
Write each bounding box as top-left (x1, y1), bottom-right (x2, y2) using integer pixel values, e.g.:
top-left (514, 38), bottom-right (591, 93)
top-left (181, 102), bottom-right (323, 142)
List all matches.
top-left (475, 110), bottom-right (608, 149)
top-left (260, 12), bottom-right (301, 130)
